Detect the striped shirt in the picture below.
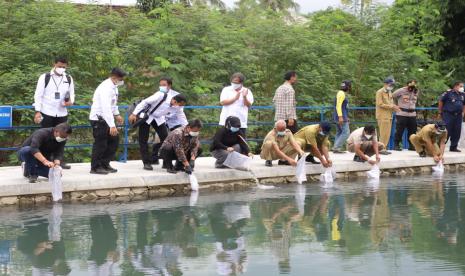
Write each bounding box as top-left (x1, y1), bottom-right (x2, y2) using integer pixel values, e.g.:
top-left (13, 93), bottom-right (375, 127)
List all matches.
top-left (273, 83), bottom-right (297, 121)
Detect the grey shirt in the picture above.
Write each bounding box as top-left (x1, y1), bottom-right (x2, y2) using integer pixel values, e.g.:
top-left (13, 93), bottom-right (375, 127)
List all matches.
top-left (392, 87), bottom-right (420, 117)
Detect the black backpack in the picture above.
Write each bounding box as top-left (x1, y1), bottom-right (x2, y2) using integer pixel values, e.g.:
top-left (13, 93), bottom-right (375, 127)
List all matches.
top-left (44, 72), bottom-right (72, 88)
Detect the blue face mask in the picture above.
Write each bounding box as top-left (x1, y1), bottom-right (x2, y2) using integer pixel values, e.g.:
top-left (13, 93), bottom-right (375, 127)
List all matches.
top-left (159, 86), bottom-right (169, 93)
top-left (277, 131), bottom-right (286, 137)
top-left (230, 127), bottom-right (240, 133)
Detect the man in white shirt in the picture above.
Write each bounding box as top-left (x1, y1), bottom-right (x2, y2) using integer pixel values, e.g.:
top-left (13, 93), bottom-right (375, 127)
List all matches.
top-left (129, 77), bottom-right (187, 171)
top-left (89, 68), bottom-right (126, 175)
top-left (33, 57), bottom-right (75, 169)
top-left (219, 73), bottom-right (254, 136)
top-left (347, 125), bottom-right (384, 164)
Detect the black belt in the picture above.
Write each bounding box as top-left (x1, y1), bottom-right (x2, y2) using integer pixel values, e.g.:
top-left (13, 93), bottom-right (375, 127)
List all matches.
top-left (400, 108), bottom-right (415, 113)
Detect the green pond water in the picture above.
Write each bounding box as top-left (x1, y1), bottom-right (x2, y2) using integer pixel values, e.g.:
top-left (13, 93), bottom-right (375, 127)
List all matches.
top-left (1, 172), bottom-right (465, 275)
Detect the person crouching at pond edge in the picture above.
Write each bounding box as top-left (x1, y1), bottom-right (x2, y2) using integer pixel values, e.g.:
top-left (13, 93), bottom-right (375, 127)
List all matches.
top-left (159, 119), bottom-right (202, 174)
top-left (294, 122), bottom-right (333, 167)
top-left (347, 124), bottom-right (383, 165)
top-left (18, 123), bottom-right (72, 183)
top-left (211, 116), bottom-right (253, 168)
top-left (409, 122), bottom-right (447, 163)
top-left (260, 120), bottom-right (305, 167)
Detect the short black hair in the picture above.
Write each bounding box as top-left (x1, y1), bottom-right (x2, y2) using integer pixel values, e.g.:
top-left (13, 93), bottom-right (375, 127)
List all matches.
top-left (452, 81), bottom-right (463, 88)
top-left (284, 71), bottom-right (297, 81)
top-left (55, 123), bottom-right (72, 135)
top-left (364, 125), bottom-right (375, 135)
top-left (226, 116), bottom-right (241, 128)
top-left (160, 76), bottom-right (173, 86)
top-left (173, 94), bottom-right (187, 104)
top-left (54, 57), bottom-right (68, 64)
top-left (111, 67), bottom-right (127, 78)
top-left (188, 119), bottom-right (203, 129)
top-left (230, 72), bottom-right (245, 83)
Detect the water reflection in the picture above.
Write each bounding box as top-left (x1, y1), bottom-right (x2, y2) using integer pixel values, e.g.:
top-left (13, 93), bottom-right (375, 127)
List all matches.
top-left (2, 174), bottom-right (465, 275)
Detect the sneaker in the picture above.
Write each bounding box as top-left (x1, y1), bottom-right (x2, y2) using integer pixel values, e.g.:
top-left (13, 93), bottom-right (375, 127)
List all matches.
top-left (450, 148), bottom-right (462, 152)
top-left (143, 163), bottom-right (153, 171)
top-left (265, 160), bottom-right (273, 167)
top-left (333, 149), bottom-right (346, 154)
top-left (167, 168), bottom-right (178, 174)
top-left (353, 155), bottom-right (365, 162)
top-left (215, 164), bottom-right (227, 169)
top-left (90, 168), bottom-right (109, 175)
top-left (305, 155), bottom-right (321, 164)
top-left (29, 175), bottom-right (38, 183)
top-left (61, 162), bottom-right (71, 170)
top-left (394, 146), bottom-right (402, 151)
top-left (103, 164), bottom-right (118, 173)
top-left (380, 150), bottom-right (391, 155)
top-left (418, 151), bottom-right (426, 157)
top-left (278, 160), bottom-right (291, 166)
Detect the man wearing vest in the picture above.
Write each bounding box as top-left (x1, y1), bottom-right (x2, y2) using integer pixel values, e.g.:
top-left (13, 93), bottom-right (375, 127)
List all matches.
top-left (129, 77), bottom-right (187, 171)
top-left (33, 57), bottom-right (74, 169)
top-left (332, 80), bottom-right (352, 153)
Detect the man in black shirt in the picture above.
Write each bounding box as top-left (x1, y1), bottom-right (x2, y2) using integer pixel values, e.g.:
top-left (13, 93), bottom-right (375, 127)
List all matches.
top-left (18, 123), bottom-right (72, 183)
top-left (211, 116), bottom-right (252, 168)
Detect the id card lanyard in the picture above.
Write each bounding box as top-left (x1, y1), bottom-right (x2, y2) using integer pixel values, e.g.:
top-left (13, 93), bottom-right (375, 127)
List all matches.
top-left (52, 74), bottom-right (64, 100)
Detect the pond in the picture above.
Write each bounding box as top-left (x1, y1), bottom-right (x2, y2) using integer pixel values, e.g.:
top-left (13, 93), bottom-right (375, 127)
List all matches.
top-left (1, 173), bottom-right (464, 275)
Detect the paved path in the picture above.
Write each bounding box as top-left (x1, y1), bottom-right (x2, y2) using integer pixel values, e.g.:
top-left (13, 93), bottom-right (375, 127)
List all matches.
top-left (0, 150), bottom-right (464, 198)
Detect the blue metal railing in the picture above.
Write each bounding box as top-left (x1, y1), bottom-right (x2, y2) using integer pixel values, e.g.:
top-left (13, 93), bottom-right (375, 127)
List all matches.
top-left (0, 105), bottom-right (438, 162)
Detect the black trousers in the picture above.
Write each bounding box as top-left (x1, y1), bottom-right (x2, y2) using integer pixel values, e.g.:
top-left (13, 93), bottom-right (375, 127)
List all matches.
top-left (285, 119), bottom-right (298, 134)
top-left (160, 147), bottom-right (196, 169)
top-left (40, 113), bottom-right (68, 128)
top-left (138, 121), bottom-right (168, 164)
top-left (395, 115), bottom-right (417, 149)
top-left (90, 120), bottom-right (119, 170)
top-left (443, 112), bottom-right (462, 150)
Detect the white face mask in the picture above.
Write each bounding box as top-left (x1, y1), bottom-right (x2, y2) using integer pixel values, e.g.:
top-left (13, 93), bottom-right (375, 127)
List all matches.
top-left (231, 83), bottom-right (242, 90)
top-left (459, 87), bottom-right (464, 93)
top-left (319, 131), bottom-right (326, 136)
top-left (55, 67), bottom-right (66, 75)
top-left (189, 131), bottom-right (199, 137)
top-left (365, 134), bottom-right (373, 140)
top-left (159, 86), bottom-right (169, 93)
top-left (386, 86), bottom-right (393, 91)
top-left (116, 80), bottom-right (124, 86)
top-left (56, 136), bottom-right (67, 143)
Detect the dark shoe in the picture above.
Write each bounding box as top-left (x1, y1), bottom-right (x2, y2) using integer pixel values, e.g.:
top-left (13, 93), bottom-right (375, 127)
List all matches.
top-left (167, 168), bottom-right (178, 174)
top-left (215, 164), bottom-right (227, 169)
top-left (174, 161), bottom-right (184, 171)
top-left (278, 160), bottom-right (291, 166)
top-left (162, 161), bottom-right (169, 169)
top-left (394, 146), bottom-right (402, 151)
top-left (450, 148), bottom-right (461, 152)
top-left (22, 162), bottom-right (29, 178)
top-left (61, 162), bottom-right (71, 170)
top-left (305, 155), bottom-right (320, 164)
top-left (28, 175), bottom-right (38, 183)
top-left (353, 155), bottom-right (365, 163)
top-left (151, 159), bottom-right (160, 165)
top-left (380, 150), bottom-right (391, 155)
top-left (143, 163), bottom-right (153, 171)
top-left (90, 168), bottom-right (109, 175)
top-left (419, 151), bottom-right (427, 157)
top-left (333, 149), bottom-right (346, 154)
top-left (103, 164), bottom-right (117, 173)
top-left (265, 160), bottom-right (273, 167)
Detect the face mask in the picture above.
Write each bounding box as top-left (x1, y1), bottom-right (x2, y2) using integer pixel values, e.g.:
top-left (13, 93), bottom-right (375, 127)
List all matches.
top-left (365, 134), bottom-right (373, 140)
top-left (319, 131), bottom-right (326, 136)
top-left (230, 127), bottom-right (240, 133)
top-left (189, 131), bottom-right (199, 137)
top-left (386, 86), bottom-right (393, 91)
top-left (231, 83), bottom-right (242, 90)
top-left (116, 80), bottom-right (124, 86)
top-left (459, 87), bottom-right (464, 93)
top-left (159, 86), bottom-right (168, 93)
top-left (55, 67), bottom-right (66, 75)
top-left (56, 136), bottom-right (67, 143)
top-left (277, 131), bottom-right (286, 137)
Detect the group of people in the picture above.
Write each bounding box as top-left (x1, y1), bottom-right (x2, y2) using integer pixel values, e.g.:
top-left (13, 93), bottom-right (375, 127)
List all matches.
top-left (17, 57), bottom-right (465, 183)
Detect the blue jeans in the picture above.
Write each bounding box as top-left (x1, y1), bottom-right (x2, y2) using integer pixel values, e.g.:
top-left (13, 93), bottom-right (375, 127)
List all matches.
top-left (333, 122), bottom-right (350, 150)
top-left (17, 146), bottom-right (49, 178)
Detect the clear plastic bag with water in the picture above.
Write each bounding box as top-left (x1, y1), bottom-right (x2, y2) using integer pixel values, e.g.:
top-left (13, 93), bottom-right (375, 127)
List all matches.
top-left (296, 155), bottom-right (307, 184)
top-left (367, 165), bottom-right (380, 179)
top-left (320, 168), bottom-right (334, 183)
top-left (48, 166), bottom-right (63, 202)
top-left (223, 151), bottom-right (252, 171)
top-left (432, 161), bottom-right (444, 173)
top-left (189, 174), bottom-right (199, 191)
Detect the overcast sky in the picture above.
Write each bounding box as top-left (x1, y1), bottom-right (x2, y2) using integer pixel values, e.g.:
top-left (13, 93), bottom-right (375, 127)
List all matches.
top-left (72, 0), bottom-right (395, 13)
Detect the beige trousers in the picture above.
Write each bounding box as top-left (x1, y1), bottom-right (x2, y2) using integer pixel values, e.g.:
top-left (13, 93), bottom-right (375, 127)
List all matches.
top-left (260, 141), bottom-right (298, 161)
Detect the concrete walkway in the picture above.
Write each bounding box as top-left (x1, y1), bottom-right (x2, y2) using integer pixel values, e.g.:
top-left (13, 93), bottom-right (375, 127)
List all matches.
top-left (1, 150), bottom-right (465, 200)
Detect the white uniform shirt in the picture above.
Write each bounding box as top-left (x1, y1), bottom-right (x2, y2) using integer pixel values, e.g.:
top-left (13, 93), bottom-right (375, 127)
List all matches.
top-left (132, 89), bottom-right (184, 126)
top-left (166, 109), bottom-right (188, 129)
top-left (89, 78), bottom-right (120, 128)
top-left (219, 86), bottom-right (254, 128)
top-left (33, 69), bottom-right (75, 117)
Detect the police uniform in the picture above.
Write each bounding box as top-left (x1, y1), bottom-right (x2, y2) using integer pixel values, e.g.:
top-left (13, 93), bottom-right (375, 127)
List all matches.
top-left (440, 90), bottom-right (465, 151)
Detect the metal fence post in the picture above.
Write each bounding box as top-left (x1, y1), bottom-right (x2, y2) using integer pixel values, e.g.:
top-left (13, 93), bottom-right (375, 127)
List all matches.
top-left (320, 107), bottom-right (325, 122)
top-left (122, 108), bottom-right (129, 163)
top-left (388, 113), bottom-right (396, 150)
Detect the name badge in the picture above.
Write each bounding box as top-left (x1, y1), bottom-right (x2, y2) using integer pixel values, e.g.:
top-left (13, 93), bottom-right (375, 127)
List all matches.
top-left (54, 92), bottom-right (60, 100)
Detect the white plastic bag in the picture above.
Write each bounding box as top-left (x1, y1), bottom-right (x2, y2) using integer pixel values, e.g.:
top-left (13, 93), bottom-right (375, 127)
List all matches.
top-left (48, 204), bottom-right (63, 241)
top-left (432, 161), bottom-right (444, 173)
top-left (223, 151), bottom-right (252, 171)
top-left (189, 191), bottom-right (199, 206)
top-left (320, 168), bottom-right (334, 183)
top-left (48, 166), bottom-right (63, 202)
top-left (296, 155), bottom-right (307, 184)
top-left (459, 123), bottom-right (465, 149)
top-left (189, 174), bottom-right (199, 191)
top-left (367, 165), bottom-right (380, 179)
